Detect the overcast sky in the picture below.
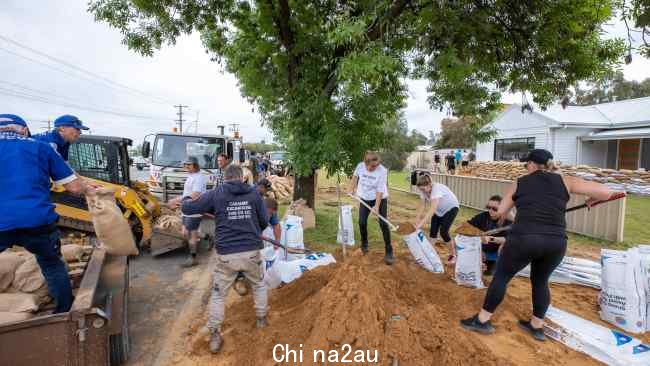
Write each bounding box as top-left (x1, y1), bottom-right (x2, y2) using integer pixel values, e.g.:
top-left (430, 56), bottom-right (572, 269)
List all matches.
top-left (2, 1), bottom-right (650, 145)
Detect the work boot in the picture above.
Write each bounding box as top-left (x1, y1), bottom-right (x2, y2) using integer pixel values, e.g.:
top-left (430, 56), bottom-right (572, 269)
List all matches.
top-left (181, 254), bottom-right (198, 268)
top-left (460, 314), bottom-right (495, 335)
top-left (384, 253), bottom-right (395, 265)
top-left (209, 330), bottom-right (223, 354)
top-left (256, 317), bottom-right (268, 329)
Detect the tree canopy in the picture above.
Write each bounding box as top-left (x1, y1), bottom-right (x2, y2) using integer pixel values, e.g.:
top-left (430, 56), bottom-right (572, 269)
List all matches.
top-left (572, 71), bottom-right (650, 105)
top-left (89, 0), bottom-right (630, 204)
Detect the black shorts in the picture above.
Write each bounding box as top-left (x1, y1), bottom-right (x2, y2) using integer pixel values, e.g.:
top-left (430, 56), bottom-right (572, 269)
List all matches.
top-left (182, 216), bottom-right (202, 231)
top-left (430, 207), bottom-right (459, 242)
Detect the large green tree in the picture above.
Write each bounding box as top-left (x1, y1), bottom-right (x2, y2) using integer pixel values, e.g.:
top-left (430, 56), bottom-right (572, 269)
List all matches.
top-left (572, 71), bottom-right (650, 105)
top-left (89, 0), bottom-right (625, 208)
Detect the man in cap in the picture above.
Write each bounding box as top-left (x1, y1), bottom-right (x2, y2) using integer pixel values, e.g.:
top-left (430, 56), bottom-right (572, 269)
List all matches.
top-left (33, 114), bottom-right (89, 161)
top-left (181, 164), bottom-right (269, 353)
top-left (167, 156), bottom-right (208, 267)
top-left (0, 114), bottom-right (94, 313)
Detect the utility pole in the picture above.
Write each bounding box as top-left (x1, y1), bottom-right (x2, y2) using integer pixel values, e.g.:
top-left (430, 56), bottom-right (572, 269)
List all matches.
top-left (193, 111), bottom-right (200, 134)
top-left (174, 104), bottom-right (188, 134)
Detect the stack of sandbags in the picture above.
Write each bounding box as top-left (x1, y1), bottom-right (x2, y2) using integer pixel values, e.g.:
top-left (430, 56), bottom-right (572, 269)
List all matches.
top-left (283, 199), bottom-right (316, 229)
top-left (0, 250), bottom-right (48, 325)
top-left (516, 256), bottom-right (601, 289)
top-left (463, 162), bottom-right (650, 195)
top-left (267, 175), bottom-right (293, 201)
top-left (154, 207), bottom-right (183, 234)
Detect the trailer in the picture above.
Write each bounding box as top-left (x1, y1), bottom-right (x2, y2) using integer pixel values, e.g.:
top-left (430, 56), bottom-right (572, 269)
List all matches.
top-left (0, 247), bottom-right (130, 366)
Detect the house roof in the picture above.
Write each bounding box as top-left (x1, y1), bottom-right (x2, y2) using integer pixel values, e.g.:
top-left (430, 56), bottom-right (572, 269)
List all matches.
top-left (582, 127), bottom-right (650, 141)
top-left (515, 96), bottom-right (650, 128)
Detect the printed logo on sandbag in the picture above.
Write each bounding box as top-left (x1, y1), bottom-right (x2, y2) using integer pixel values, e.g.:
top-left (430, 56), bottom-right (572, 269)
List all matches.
top-left (417, 231), bottom-right (425, 241)
top-left (633, 344), bottom-right (650, 354)
top-left (612, 330), bottom-right (632, 346)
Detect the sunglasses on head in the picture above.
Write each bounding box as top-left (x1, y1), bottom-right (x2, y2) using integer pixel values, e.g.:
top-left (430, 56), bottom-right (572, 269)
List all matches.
top-left (485, 205), bottom-right (499, 211)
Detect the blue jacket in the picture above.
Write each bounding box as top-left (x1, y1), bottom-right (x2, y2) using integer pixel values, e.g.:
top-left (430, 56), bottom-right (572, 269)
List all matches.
top-left (0, 132), bottom-right (75, 231)
top-left (181, 181), bottom-right (268, 255)
top-left (33, 130), bottom-right (69, 161)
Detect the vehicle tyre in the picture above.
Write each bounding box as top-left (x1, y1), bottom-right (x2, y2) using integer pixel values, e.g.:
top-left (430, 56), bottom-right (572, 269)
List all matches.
top-left (110, 260), bottom-right (130, 365)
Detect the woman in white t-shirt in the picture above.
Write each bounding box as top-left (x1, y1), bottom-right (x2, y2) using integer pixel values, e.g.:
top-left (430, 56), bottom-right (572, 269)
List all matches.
top-left (348, 151), bottom-right (394, 265)
top-left (414, 174), bottom-right (460, 263)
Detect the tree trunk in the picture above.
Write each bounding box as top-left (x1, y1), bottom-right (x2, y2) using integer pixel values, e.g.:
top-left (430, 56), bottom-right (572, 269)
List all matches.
top-left (293, 169), bottom-right (317, 208)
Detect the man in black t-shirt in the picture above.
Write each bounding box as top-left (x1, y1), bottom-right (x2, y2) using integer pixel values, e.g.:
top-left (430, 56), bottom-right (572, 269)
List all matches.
top-left (445, 153), bottom-right (456, 175)
top-left (467, 195), bottom-right (513, 275)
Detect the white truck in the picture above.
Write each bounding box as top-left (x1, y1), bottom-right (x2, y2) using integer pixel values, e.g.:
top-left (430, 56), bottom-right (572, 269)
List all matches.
top-left (141, 132), bottom-right (244, 201)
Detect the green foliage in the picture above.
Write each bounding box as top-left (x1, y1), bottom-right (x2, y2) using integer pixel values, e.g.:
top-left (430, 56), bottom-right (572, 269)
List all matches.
top-left (377, 117), bottom-right (425, 171)
top-left (88, 0), bottom-right (627, 181)
top-left (436, 113), bottom-right (496, 149)
top-left (572, 71), bottom-right (650, 105)
top-left (243, 142), bottom-right (283, 154)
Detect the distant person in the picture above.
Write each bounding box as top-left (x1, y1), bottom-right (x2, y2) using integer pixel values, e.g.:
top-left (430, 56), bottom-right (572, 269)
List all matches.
top-left (461, 149), bottom-right (616, 342)
top-left (461, 150), bottom-right (470, 171)
top-left (469, 151), bottom-right (476, 162)
top-left (445, 153), bottom-right (456, 175)
top-left (455, 149), bottom-right (462, 165)
top-left (1, 114), bottom-right (95, 313)
top-left (262, 197), bottom-right (281, 243)
top-left (214, 153), bottom-right (229, 187)
top-left (348, 151), bottom-right (394, 265)
top-left (167, 156), bottom-right (208, 267)
top-left (181, 164), bottom-right (269, 353)
top-left (249, 151), bottom-right (260, 182)
top-left (33, 114), bottom-right (89, 162)
top-left (433, 151), bottom-right (442, 173)
top-left (466, 195), bottom-right (512, 275)
top-left (413, 175), bottom-right (460, 264)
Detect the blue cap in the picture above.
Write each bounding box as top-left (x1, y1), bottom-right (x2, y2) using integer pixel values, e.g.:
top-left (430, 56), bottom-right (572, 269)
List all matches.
top-left (0, 114), bottom-right (27, 127)
top-left (54, 115), bottom-right (89, 130)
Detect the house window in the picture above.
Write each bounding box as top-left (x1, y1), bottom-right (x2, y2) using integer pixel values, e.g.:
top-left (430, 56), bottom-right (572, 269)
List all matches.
top-left (493, 138), bottom-right (536, 161)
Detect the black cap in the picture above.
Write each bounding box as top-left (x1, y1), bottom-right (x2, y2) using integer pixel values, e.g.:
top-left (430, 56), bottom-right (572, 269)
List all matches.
top-left (257, 178), bottom-right (272, 190)
top-left (520, 149), bottom-right (553, 164)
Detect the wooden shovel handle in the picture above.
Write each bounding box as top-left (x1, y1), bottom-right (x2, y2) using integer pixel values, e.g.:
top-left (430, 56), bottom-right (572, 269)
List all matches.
top-left (347, 193), bottom-right (398, 231)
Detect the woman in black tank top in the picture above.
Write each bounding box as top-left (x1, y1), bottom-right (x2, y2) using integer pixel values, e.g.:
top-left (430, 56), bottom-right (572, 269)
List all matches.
top-left (461, 149), bottom-right (617, 341)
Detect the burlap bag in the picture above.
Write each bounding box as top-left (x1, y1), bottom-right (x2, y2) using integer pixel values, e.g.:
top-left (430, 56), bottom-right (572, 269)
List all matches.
top-left (0, 311), bottom-right (33, 325)
top-left (86, 188), bottom-right (138, 256)
top-left (0, 251), bottom-right (26, 292)
top-left (12, 256), bottom-right (46, 293)
top-left (61, 244), bottom-right (85, 262)
top-left (0, 293), bottom-right (40, 312)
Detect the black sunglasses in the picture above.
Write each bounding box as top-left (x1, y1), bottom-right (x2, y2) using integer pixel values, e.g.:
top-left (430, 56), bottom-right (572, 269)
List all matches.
top-left (485, 205), bottom-right (499, 211)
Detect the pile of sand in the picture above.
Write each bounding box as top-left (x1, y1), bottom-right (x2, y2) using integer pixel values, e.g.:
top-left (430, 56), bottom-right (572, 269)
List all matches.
top-left (168, 248), bottom-right (650, 366)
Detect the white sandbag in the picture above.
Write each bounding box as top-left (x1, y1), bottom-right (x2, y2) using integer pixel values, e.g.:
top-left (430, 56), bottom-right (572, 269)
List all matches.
top-left (600, 248), bottom-right (646, 334)
top-left (260, 245), bottom-right (280, 271)
top-left (454, 235), bottom-right (484, 288)
top-left (0, 251), bottom-right (26, 292)
top-left (403, 230), bottom-right (444, 274)
top-left (262, 226), bottom-right (276, 247)
top-left (545, 306), bottom-right (650, 366)
top-left (264, 253), bottom-right (336, 289)
top-left (336, 205), bottom-right (355, 246)
top-left (638, 245), bottom-right (650, 332)
top-left (280, 215), bottom-right (305, 261)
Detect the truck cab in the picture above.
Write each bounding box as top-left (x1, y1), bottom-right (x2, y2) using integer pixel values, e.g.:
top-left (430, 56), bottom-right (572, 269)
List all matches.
top-left (142, 132), bottom-right (243, 201)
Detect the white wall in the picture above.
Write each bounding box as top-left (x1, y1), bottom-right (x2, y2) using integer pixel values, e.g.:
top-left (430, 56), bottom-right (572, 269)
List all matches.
top-left (580, 140), bottom-right (608, 167)
top-left (551, 128), bottom-right (593, 166)
top-left (476, 105), bottom-right (551, 161)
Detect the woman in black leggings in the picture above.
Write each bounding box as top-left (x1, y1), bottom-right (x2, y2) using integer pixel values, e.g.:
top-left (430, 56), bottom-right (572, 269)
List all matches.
top-left (461, 149), bottom-right (615, 341)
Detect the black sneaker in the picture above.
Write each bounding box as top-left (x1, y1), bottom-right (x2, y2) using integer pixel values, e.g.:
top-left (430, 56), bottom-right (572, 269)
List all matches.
top-left (518, 320), bottom-right (546, 341)
top-left (460, 314), bottom-right (495, 334)
top-left (384, 254), bottom-right (395, 265)
top-left (181, 255), bottom-right (198, 268)
top-left (361, 245), bottom-right (369, 255)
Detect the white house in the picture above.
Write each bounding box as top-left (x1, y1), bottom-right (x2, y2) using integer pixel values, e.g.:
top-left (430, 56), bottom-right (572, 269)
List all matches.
top-left (476, 97), bottom-right (650, 170)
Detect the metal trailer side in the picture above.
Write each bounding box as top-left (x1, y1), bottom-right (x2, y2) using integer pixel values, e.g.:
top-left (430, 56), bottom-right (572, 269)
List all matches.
top-left (0, 248), bottom-right (130, 366)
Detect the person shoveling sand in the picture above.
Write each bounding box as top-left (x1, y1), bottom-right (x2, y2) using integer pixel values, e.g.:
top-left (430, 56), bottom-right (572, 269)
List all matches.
top-left (177, 249), bottom-right (608, 366)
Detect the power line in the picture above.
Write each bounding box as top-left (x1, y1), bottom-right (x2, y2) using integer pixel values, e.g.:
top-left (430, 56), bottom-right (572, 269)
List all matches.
top-left (175, 105), bottom-right (189, 134)
top-left (0, 37), bottom-right (173, 105)
top-left (0, 87), bottom-right (173, 121)
top-left (0, 33), bottom-right (174, 104)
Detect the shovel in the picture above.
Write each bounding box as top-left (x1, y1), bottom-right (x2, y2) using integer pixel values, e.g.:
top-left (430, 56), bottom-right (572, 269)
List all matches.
top-left (347, 193), bottom-right (416, 235)
top-left (260, 235), bottom-right (316, 255)
top-left (461, 191), bottom-right (627, 237)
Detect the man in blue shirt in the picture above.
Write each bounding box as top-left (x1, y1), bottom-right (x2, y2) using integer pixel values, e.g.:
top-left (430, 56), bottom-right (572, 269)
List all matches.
top-left (0, 114), bottom-right (93, 313)
top-left (33, 114), bottom-right (89, 161)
